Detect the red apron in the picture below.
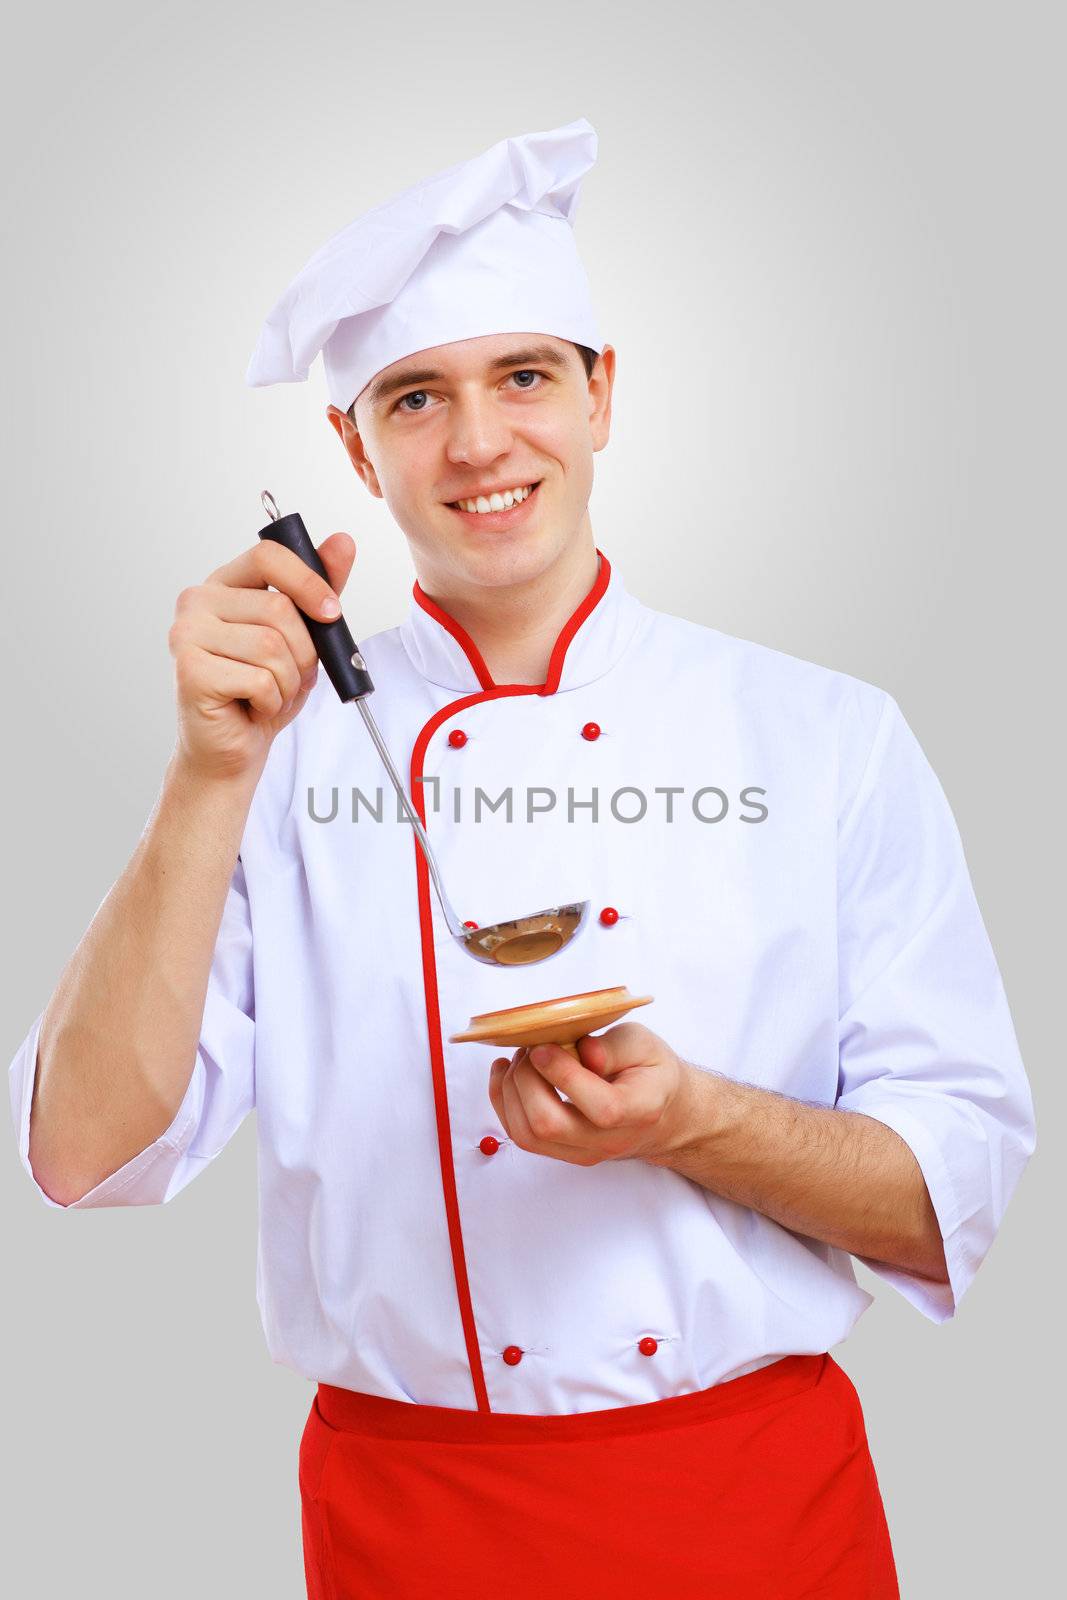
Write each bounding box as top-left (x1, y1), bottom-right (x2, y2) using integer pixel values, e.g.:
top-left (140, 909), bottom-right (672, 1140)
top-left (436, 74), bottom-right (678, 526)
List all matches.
top-left (299, 1351), bottom-right (899, 1599)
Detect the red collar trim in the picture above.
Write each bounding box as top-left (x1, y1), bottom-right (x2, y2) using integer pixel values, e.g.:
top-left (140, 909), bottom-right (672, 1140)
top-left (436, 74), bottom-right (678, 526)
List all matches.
top-left (411, 548), bottom-right (612, 698)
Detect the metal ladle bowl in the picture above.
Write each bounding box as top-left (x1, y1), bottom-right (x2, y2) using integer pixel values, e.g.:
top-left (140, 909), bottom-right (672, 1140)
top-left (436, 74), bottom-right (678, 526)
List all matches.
top-left (456, 903), bottom-right (591, 966)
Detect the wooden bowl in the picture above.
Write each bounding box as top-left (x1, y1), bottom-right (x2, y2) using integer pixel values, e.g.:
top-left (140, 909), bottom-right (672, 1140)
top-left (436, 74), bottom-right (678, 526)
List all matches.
top-left (449, 986), bottom-right (653, 1059)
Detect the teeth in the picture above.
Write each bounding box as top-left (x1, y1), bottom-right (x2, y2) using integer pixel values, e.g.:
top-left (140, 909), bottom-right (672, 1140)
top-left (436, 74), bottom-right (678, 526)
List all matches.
top-left (457, 484), bottom-right (533, 514)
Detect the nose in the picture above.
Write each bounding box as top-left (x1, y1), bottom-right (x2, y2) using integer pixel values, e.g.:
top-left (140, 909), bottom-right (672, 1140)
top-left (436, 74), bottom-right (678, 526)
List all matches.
top-left (445, 389), bottom-right (514, 469)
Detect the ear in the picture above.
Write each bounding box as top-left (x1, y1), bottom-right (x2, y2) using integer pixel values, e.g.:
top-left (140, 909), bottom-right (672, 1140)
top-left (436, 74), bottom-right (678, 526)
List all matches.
top-left (325, 405), bottom-right (383, 498)
top-left (588, 345), bottom-right (615, 453)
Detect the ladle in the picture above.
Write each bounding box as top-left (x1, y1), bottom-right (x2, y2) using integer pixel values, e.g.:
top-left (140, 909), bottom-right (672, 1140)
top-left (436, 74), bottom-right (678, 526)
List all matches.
top-left (256, 492), bottom-right (591, 967)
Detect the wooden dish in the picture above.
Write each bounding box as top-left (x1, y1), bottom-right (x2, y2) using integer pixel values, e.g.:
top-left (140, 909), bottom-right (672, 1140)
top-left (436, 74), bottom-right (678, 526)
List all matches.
top-left (449, 986), bottom-right (654, 1059)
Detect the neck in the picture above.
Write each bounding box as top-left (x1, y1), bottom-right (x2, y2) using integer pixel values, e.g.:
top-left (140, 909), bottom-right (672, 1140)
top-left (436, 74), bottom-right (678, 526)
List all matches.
top-left (416, 531), bottom-right (600, 686)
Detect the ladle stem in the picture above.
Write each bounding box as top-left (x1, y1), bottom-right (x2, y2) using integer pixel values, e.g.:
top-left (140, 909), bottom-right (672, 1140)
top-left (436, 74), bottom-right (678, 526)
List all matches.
top-left (356, 700), bottom-right (465, 938)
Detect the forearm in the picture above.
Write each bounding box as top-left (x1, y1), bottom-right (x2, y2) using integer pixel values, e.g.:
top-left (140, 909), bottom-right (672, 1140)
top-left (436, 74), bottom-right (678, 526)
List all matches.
top-left (29, 751), bottom-right (259, 1204)
top-left (649, 1065), bottom-right (949, 1283)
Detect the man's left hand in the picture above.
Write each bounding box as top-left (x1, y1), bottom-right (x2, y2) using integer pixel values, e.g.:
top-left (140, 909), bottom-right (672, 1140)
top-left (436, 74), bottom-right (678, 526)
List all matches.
top-left (487, 1023), bottom-right (704, 1167)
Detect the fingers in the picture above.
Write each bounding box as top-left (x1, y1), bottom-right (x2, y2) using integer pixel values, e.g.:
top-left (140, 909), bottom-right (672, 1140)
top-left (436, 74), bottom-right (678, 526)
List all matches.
top-left (507, 1053), bottom-right (589, 1144)
top-left (167, 536), bottom-right (354, 776)
top-left (170, 587), bottom-right (321, 710)
top-left (206, 539), bottom-right (348, 622)
top-left (499, 1056), bottom-right (551, 1149)
top-left (190, 618), bottom-right (307, 707)
top-left (175, 646), bottom-right (295, 722)
top-left (191, 585), bottom-right (320, 679)
top-left (526, 1043), bottom-right (621, 1126)
top-left (488, 1029), bottom-right (675, 1168)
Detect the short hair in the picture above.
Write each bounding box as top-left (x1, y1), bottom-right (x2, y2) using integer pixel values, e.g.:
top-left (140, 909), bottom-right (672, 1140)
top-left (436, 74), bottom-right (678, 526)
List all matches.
top-left (347, 341), bottom-right (600, 422)
top-left (573, 342), bottom-right (599, 379)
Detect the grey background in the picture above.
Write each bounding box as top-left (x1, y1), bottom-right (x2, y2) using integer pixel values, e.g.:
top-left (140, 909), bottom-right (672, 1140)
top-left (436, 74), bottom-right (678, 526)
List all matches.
top-left (2, 1), bottom-right (1060, 1593)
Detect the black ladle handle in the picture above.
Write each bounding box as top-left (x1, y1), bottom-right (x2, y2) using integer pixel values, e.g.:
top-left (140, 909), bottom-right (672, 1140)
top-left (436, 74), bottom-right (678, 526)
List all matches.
top-left (256, 508), bottom-right (374, 703)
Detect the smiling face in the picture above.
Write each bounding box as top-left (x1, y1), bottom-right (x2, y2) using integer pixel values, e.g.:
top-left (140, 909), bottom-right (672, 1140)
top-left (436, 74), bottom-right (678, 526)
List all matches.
top-left (326, 332), bottom-right (615, 596)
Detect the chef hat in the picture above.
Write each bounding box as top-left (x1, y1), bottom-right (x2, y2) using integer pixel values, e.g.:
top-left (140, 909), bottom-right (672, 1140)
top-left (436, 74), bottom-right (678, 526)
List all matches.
top-left (245, 118), bottom-right (604, 416)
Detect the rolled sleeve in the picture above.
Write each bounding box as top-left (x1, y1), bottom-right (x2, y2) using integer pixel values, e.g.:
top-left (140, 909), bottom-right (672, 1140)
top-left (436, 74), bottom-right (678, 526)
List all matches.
top-left (834, 692), bottom-right (1036, 1322)
top-left (9, 860), bottom-right (256, 1209)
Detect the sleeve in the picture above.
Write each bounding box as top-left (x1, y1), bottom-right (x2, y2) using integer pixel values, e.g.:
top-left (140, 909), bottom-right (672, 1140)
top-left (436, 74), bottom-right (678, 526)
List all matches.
top-left (834, 691), bottom-right (1036, 1322)
top-left (8, 858), bottom-right (256, 1209)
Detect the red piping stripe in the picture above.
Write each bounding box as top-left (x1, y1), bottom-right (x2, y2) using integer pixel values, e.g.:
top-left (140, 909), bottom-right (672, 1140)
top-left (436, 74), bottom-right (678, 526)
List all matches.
top-left (411, 588), bottom-right (495, 691)
top-left (407, 549), bottom-right (612, 1412)
top-left (410, 686), bottom-right (538, 1414)
top-left (540, 549), bottom-right (611, 696)
top-left (412, 549), bottom-right (611, 695)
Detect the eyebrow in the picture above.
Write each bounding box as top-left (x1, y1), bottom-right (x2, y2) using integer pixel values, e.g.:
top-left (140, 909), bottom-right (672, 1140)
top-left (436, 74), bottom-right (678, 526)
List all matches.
top-left (367, 343), bottom-right (571, 410)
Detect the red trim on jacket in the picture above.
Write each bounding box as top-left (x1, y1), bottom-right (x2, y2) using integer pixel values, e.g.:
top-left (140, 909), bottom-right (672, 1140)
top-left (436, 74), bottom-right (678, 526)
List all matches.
top-left (411, 588), bottom-right (496, 691)
top-left (540, 549), bottom-right (610, 695)
top-left (407, 549), bottom-right (612, 1412)
top-left (412, 549), bottom-right (611, 694)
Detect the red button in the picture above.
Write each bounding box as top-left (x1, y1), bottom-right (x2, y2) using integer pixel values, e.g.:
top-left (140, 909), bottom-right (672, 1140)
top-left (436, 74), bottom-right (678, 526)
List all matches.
top-left (638, 1336), bottom-right (659, 1357)
top-left (462, 919), bottom-right (479, 930)
top-left (503, 1345), bottom-right (523, 1366)
top-left (479, 1135), bottom-right (500, 1156)
top-left (599, 906), bottom-right (619, 926)
top-left (581, 721), bottom-right (601, 741)
top-left (448, 728), bottom-right (467, 748)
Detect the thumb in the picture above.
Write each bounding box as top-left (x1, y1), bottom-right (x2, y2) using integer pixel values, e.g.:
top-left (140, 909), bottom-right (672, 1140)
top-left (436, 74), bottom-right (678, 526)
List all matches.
top-left (575, 1031), bottom-right (612, 1077)
top-left (577, 1021), bottom-right (648, 1080)
top-left (317, 532), bottom-right (357, 597)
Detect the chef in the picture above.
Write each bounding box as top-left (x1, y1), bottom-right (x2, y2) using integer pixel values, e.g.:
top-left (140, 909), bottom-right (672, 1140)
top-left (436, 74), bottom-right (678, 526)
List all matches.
top-left (9, 119), bottom-right (1036, 1599)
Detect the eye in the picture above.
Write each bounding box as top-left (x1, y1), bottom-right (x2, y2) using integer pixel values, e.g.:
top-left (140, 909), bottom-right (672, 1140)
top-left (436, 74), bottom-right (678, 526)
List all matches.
top-left (392, 369), bottom-right (545, 414)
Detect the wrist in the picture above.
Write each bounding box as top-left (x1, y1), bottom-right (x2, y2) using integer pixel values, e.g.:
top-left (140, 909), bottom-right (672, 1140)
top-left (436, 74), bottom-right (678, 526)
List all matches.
top-left (157, 749), bottom-right (263, 847)
top-left (647, 1062), bottom-right (707, 1165)
top-left (648, 1064), bottom-right (744, 1167)
top-left (165, 746), bottom-right (264, 804)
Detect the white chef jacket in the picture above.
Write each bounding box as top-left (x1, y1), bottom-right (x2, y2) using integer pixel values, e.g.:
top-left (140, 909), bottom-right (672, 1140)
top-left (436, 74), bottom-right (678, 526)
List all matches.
top-left (9, 549), bottom-right (1036, 1414)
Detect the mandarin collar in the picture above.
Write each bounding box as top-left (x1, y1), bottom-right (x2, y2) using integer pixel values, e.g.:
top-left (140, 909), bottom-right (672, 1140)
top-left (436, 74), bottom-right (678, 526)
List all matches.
top-left (397, 549), bottom-right (645, 696)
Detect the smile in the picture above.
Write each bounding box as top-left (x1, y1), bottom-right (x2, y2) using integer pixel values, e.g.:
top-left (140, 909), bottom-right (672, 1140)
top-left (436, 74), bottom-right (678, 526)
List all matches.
top-left (447, 481), bottom-right (542, 519)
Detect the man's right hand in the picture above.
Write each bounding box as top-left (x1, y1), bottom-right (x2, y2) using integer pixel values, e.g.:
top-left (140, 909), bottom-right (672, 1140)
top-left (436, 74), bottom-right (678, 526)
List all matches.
top-left (168, 532), bottom-right (357, 782)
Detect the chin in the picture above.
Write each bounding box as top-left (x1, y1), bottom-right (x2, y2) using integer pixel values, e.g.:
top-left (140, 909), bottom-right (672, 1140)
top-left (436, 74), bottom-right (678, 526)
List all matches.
top-left (458, 531), bottom-right (562, 583)
top-left (411, 516), bottom-right (548, 579)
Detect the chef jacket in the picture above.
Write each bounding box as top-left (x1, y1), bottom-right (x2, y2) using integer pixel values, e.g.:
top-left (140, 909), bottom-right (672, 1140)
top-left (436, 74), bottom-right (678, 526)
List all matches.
top-left (9, 549), bottom-right (1036, 1414)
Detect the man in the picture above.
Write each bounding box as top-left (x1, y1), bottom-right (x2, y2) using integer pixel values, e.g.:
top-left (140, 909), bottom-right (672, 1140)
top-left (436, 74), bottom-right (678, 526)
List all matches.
top-left (9, 120), bottom-right (1035, 1598)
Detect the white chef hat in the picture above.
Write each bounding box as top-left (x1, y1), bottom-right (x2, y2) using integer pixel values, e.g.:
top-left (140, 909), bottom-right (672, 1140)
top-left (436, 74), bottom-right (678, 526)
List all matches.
top-left (245, 118), bottom-right (604, 416)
